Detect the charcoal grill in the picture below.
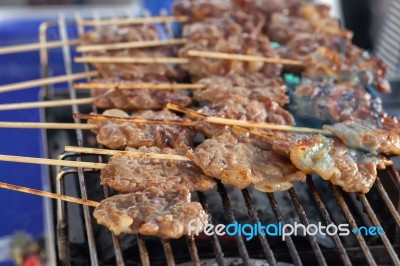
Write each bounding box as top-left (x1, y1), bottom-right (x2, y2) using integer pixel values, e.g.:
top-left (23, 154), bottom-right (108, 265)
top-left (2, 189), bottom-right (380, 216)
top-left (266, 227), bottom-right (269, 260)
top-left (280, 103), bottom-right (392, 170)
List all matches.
top-left (32, 9), bottom-right (400, 266)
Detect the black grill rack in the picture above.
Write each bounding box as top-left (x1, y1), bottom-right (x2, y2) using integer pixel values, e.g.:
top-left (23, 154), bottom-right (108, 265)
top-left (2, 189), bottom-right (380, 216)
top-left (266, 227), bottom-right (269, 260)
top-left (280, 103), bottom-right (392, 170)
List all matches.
top-left (36, 11), bottom-right (400, 266)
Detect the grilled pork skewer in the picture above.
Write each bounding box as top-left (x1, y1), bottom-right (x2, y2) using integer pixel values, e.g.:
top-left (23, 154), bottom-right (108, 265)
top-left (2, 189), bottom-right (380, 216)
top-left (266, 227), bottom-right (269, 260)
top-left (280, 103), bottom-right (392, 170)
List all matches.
top-left (0, 180), bottom-right (208, 239)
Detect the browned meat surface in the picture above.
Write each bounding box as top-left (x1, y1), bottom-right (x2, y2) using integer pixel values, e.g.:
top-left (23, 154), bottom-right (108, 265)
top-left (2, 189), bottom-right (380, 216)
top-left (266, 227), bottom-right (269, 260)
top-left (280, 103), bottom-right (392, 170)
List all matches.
top-left (324, 117), bottom-right (400, 155)
top-left (195, 74), bottom-right (288, 106)
top-left (233, 0), bottom-right (303, 20)
top-left (173, 0), bottom-right (232, 22)
top-left (94, 187), bottom-right (208, 238)
top-left (90, 109), bottom-right (195, 149)
top-left (92, 78), bottom-right (192, 110)
top-left (89, 47), bottom-right (186, 80)
top-left (179, 13), bottom-right (281, 79)
top-left (80, 24), bottom-right (161, 44)
top-left (290, 82), bottom-right (383, 124)
top-left (186, 132), bottom-right (306, 192)
top-left (267, 13), bottom-right (315, 44)
top-left (290, 135), bottom-right (392, 194)
top-left (100, 146), bottom-right (216, 193)
top-left (281, 32), bottom-right (390, 93)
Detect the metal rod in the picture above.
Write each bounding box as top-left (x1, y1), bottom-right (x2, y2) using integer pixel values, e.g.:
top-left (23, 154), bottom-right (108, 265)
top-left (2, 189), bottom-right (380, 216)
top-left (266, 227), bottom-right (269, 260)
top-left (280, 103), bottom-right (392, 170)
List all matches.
top-left (374, 177), bottom-right (400, 228)
top-left (241, 188), bottom-right (277, 266)
top-left (137, 235), bottom-right (150, 266)
top-left (217, 182), bottom-right (251, 266)
top-left (58, 13), bottom-right (99, 266)
top-left (358, 194), bottom-right (400, 265)
top-left (187, 236), bottom-right (201, 266)
top-left (161, 239), bottom-right (176, 266)
top-left (266, 192), bottom-right (303, 266)
top-left (306, 178), bottom-right (352, 266)
top-left (288, 187), bottom-right (327, 266)
top-left (197, 192), bottom-right (226, 266)
top-left (331, 185), bottom-right (377, 266)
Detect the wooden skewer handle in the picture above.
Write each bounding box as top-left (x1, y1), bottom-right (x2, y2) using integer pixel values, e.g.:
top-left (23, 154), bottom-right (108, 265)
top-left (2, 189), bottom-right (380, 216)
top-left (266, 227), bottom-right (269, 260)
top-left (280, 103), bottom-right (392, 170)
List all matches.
top-left (0, 39), bottom-right (79, 55)
top-left (187, 50), bottom-right (304, 66)
top-left (0, 181), bottom-right (99, 207)
top-left (77, 38), bottom-right (187, 53)
top-left (75, 56), bottom-right (189, 64)
top-left (0, 71), bottom-right (98, 93)
top-left (0, 122), bottom-right (95, 130)
top-left (0, 154), bottom-right (106, 169)
top-left (0, 97), bottom-right (94, 111)
top-left (76, 16), bottom-right (189, 26)
top-left (65, 146), bottom-right (191, 161)
top-left (74, 82), bottom-right (205, 90)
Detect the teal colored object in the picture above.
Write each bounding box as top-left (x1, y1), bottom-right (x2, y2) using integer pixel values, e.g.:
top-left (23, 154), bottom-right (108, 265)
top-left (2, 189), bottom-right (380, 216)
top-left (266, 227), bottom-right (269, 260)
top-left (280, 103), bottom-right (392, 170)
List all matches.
top-left (284, 73), bottom-right (301, 86)
top-left (271, 42), bottom-right (280, 49)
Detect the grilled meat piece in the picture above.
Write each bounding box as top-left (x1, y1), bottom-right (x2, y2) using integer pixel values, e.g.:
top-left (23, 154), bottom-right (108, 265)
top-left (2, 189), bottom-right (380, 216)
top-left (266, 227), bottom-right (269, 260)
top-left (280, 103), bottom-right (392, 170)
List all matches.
top-left (92, 78), bottom-right (192, 110)
top-left (94, 187), bottom-right (208, 238)
top-left (290, 135), bottom-right (392, 194)
top-left (233, 0), bottom-right (302, 20)
top-left (267, 13), bottom-right (315, 44)
top-left (100, 146), bottom-right (216, 193)
top-left (195, 74), bottom-right (288, 106)
top-left (324, 117), bottom-right (400, 155)
top-left (290, 82), bottom-right (383, 124)
top-left (186, 132), bottom-right (306, 192)
top-left (173, 0), bottom-right (232, 22)
top-left (80, 24), bottom-right (161, 44)
top-left (179, 14), bottom-right (281, 79)
top-left (90, 109), bottom-right (195, 149)
top-left (89, 47), bottom-right (186, 80)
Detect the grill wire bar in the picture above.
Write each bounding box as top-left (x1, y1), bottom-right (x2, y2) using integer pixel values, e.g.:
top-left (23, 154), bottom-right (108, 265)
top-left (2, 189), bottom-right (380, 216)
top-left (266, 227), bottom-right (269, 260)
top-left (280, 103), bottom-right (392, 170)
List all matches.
top-left (29, 9), bottom-right (400, 266)
top-left (74, 11), bottom-right (126, 266)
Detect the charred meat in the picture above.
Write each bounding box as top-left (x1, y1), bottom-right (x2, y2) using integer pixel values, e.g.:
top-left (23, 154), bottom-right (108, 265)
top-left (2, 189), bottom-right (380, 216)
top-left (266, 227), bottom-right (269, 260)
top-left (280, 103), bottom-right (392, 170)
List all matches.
top-left (100, 146), bottom-right (216, 193)
top-left (186, 132), bottom-right (306, 192)
top-left (324, 117), bottom-right (400, 155)
top-left (90, 109), bottom-right (195, 149)
top-left (94, 187), bottom-right (208, 238)
top-left (290, 135), bottom-right (392, 194)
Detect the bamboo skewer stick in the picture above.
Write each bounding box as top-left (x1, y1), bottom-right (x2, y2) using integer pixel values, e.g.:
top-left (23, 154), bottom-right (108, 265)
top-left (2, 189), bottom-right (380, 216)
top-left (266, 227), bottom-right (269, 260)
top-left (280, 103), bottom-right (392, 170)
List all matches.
top-left (166, 103), bottom-right (332, 135)
top-left (76, 16), bottom-right (189, 26)
top-left (77, 38), bottom-right (188, 53)
top-left (0, 39), bottom-right (79, 55)
top-left (187, 50), bottom-right (304, 66)
top-left (65, 146), bottom-right (191, 161)
top-left (0, 154), bottom-right (106, 169)
top-left (75, 56), bottom-right (189, 64)
top-left (73, 113), bottom-right (197, 127)
top-left (0, 97), bottom-right (94, 111)
top-left (0, 122), bottom-right (96, 130)
top-left (74, 82), bottom-right (205, 90)
top-left (0, 71), bottom-right (98, 93)
top-left (0, 181), bottom-right (99, 207)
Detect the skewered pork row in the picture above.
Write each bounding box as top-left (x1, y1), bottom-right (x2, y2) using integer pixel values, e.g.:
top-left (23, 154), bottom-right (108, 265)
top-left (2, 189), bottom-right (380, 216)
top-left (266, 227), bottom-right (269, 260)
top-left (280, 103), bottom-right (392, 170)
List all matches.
top-left (289, 134), bottom-right (392, 194)
top-left (100, 146), bottom-right (216, 193)
top-left (324, 117), bottom-right (400, 156)
top-left (173, 0), bottom-right (232, 22)
top-left (186, 132), bottom-right (306, 192)
top-left (179, 13), bottom-right (282, 79)
top-left (92, 78), bottom-right (192, 110)
top-left (282, 33), bottom-right (391, 93)
top-left (80, 24), bottom-right (186, 80)
top-left (89, 109), bottom-right (195, 150)
top-left (94, 187), bottom-right (208, 238)
top-left (194, 74), bottom-right (288, 106)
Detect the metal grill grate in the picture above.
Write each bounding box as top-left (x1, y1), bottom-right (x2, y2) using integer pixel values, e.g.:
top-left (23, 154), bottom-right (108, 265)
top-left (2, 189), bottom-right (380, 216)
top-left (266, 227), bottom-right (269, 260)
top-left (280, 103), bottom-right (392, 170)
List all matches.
top-left (35, 10), bottom-right (400, 266)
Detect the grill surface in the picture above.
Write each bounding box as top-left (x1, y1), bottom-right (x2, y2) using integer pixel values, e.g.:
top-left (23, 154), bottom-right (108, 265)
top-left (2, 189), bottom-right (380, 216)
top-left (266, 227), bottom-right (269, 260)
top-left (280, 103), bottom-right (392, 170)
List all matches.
top-left (37, 11), bottom-right (400, 266)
